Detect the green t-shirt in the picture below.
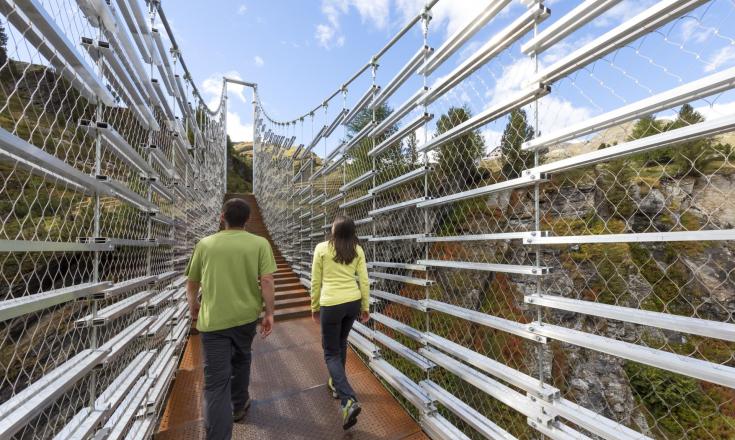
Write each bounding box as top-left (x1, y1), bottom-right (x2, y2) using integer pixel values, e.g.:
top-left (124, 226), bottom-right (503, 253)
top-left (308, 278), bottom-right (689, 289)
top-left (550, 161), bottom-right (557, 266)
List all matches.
top-left (185, 230), bottom-right (277, 332)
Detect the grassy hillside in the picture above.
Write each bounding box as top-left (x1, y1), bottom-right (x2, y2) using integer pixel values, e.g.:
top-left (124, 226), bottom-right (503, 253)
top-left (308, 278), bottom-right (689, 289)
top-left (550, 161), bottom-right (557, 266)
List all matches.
top-left (227, 137), bottom-right (253, 193)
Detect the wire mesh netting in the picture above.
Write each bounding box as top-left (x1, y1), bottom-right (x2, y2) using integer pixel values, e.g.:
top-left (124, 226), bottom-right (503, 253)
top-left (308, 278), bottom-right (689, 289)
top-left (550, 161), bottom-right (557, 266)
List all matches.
top-left (254, 1), bottom-right (735, 439)
top-left (0, 0), bottom-right (226, 438)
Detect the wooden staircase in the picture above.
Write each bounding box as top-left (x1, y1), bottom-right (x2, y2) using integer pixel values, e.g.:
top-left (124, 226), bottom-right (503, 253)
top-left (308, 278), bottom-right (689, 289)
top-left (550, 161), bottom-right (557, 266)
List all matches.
top-left (238, 194), bottom-right (312, 321)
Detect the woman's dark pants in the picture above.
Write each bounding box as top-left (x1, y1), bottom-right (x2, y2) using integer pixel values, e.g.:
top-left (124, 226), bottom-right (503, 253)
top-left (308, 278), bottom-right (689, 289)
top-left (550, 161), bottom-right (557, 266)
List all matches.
top-left (320, 299), bottom-right (361, 405)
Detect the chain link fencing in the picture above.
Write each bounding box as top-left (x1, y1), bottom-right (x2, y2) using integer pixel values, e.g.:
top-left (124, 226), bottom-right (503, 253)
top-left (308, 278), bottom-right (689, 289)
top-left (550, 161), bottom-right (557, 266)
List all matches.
top-left (254, 1), bottom-right (735, 439)
top-left (0, 0), bottom-right (226, 438)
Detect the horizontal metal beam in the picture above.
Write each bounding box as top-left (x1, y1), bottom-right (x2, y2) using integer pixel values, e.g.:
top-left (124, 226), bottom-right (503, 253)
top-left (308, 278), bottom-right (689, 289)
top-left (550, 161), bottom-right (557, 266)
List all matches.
top-left (526, 294), bottom-right (735, 342)
top-left (418, 0), bottom-right (511, 75)
top-left (369, 166), bottom-right (431, 195)
top-left (339, 193), bottom-right (373, 209)
top-left (421, 412), bottom-right (471, 440)
top-left (0, 349), bottom-right (106, 439)
top-left (368, 261), bottom-right (427, 271)
top-left (340, 170), bottom-right (375, 192)
top-left (369, 196), bottom-right (427, 216)
top-left (521, 0), bottom-right (622, 56)
top-left (369, 113), bottom-right (433, 157)
top-left (525, 229), bottom-right (735, 245)
top-left (419, 231), bottom-right (541, 243)
top-left (369, 233), bottom-right (427, 242)
top-left (527, 323), bottom-right (735, 389)
top-left (344, 85), bottom-right (380, 127)
top-left (373, 330), bottom-right (434, 371)
top-left (426, 299), bottom-right (545, 342)
top-left (369, 358), bottom-right (432, 409)
top-left (424, 332), bottom-right (558, 401)
top-left (0, 240), bottom-right (114, 252)
top-left (425, 5), bottom-right (549, 104)
top-left (531, 114), bottom-right (735, 176)
top-left (420, 84), bottom-right (549, 153)
top-left (370, 271), bottom-right (433, 286)
top-left (0, 282), bottom-right (111, 323)
top-left (420, 378), bottom-right (517, 440)
top-left (370, 87), bottom-right (427, 138)
top-left (371, 289), bottom-right (424, 310)
top-left (533, 0), bottom-right (709, 84)
top-left (417, 172), bottom-right (548, 208)
top-left (371, 312), bottom-right (423, 342)
top-left (418, 259), bottom-right (551, 276)
top-left (372, 45), bottom-right (432, 109)
top-left (524, 66), bottom-right (735, 151)
top-left (12, 0), bottom-right (116, 105)
top-left (0, 126), bottom-right (113, 197)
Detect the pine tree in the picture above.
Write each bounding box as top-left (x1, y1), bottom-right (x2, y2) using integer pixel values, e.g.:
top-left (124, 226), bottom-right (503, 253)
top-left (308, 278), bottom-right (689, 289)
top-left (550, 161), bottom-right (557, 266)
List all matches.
top-left (500, 109), bottom-right (534, 180)
top-left (344, 104), bottom-right (400, 178)
top-left (405, 131), bottom-right (418, 164)
top-left (435, 106), bottom-right (485, 195)
top-left (0, 19), bottom-right (8, 66)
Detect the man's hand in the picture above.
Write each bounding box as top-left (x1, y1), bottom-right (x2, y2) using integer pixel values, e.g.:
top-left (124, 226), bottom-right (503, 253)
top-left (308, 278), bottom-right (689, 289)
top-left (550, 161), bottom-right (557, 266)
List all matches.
top-left (360, 310), bottom-right (370, 324)
top-left (186, 279), bottom-right (201, 321)
top-left (190, 301), bottom-right (200, 320)
top-left (260, 314), bottom-right (274, 338)
top-left (311, 310), bottom-right (319, 323)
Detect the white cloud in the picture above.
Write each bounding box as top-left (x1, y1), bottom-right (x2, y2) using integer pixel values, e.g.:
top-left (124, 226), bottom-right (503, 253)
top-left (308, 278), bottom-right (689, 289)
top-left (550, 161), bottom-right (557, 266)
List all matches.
top-left (680, 19), bottom-right (714, 44)
top-left (201, 70), bottom-right (249, 108)
top-left (254, 55), bottom-right (264, 67)
top-left (705, 46), bottom-right (735, 72)
top-left (237, 4), bottom-right (247, 15)
top-left (592, 0), bottom-right (657, 28)
top-left (695, 100), bottom-right (735, 121)
top-left (316, 23), bottom-right (342, 48)
top-left (227, 111), bottom-right (254, 142)
top-left (315, 0), bottom-right (389, 48)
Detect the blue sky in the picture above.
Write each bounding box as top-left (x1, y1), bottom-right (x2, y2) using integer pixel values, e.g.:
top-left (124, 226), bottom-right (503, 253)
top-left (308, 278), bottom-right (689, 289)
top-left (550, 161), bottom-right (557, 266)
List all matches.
top-left (163, 0), bottom-right (735, 148)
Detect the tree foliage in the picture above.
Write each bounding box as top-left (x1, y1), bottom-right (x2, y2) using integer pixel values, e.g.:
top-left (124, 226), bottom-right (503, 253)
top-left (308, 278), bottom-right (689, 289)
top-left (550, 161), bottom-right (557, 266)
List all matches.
top-left (434, 106), bottom-right (485, 195)
top-left (0, 20), bottom-right (7, 66)
top-left (500, 109), bottom-right (534, 179)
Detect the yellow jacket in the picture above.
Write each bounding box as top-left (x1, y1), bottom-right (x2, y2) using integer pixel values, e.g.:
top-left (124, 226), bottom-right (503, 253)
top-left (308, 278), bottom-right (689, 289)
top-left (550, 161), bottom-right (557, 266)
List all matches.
top-left (310, 241), bottom-right (369, 312)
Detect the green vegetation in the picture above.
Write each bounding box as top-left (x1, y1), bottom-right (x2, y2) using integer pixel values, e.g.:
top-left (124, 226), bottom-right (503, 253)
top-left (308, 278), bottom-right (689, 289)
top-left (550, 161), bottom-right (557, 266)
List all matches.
top-left (500, 109), bottom-right (534, 179)
top-left (625, 362), bottom-right (735, 439)
top-left (0, 20), bottom-right (7, 66)
top-left (226, 135), bottom-right (253, 193)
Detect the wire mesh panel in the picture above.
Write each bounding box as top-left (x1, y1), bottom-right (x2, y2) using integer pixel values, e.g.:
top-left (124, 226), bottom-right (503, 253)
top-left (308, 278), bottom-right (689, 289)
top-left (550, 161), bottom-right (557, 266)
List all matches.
top-left (253, 1), bottom-right (735, 439)
top-left (0, 0), bottom-right (226, 438)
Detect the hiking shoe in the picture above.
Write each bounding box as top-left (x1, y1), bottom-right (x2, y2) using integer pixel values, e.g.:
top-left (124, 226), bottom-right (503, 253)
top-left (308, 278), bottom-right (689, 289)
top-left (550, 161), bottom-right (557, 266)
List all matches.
top-left (233, 398), bottom-right (251, 422)
top-left (327, 377), bottom-right (339, 399)
top-left (341, 398), bottom-right (361, 430)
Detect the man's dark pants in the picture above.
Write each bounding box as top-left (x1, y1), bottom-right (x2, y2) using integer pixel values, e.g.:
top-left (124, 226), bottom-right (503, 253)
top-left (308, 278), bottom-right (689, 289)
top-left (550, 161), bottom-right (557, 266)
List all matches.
top-left (320, 299), bottom-right (360, 405)
top-left (201, 320), bottom-right (258, 440)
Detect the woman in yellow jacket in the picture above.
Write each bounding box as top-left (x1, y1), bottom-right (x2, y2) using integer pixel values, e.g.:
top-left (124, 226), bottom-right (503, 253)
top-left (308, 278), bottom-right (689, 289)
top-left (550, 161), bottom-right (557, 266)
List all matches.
top-left (311, 215), bottom-right (370, 430)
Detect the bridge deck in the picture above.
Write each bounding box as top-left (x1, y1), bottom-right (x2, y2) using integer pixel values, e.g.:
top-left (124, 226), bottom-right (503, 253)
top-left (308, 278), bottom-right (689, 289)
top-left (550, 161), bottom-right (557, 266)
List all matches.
top-left (156, 317), bottom-right (428, 440)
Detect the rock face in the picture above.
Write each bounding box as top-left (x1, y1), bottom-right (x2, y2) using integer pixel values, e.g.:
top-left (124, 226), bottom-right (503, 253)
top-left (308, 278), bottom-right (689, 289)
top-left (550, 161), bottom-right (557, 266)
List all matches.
top-left (426, 161), bottom-right (735, 438)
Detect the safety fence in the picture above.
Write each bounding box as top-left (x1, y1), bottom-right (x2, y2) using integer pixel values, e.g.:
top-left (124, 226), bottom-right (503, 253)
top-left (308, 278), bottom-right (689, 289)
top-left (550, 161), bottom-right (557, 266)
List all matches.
top-left (254, 1), bottom-right (735, 439)
top-left (0, 0), bottom-right (226, 438)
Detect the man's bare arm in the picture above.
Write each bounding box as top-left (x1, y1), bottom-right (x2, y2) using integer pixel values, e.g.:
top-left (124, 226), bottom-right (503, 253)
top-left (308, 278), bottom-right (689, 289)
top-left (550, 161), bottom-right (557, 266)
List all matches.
top-left (186, 279), bottom-right (201, 319)
top-left (259, 274), bottom-right (275, 337)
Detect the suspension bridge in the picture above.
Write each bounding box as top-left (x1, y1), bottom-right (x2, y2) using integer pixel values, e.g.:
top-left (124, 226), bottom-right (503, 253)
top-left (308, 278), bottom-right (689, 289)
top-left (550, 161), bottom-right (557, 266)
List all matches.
top-left (0, 0), bottom-right (734, 439)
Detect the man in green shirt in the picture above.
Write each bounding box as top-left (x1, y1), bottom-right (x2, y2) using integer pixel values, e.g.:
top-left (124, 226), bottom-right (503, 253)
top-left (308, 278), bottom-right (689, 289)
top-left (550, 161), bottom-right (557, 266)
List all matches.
top-left (185, 198), bottom-right (276, 440)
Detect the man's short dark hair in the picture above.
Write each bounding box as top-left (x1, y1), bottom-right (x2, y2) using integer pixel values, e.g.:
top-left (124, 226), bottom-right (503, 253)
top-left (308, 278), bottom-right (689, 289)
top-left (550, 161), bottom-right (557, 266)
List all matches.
top-left (223, 198), bottom-right (251, 228)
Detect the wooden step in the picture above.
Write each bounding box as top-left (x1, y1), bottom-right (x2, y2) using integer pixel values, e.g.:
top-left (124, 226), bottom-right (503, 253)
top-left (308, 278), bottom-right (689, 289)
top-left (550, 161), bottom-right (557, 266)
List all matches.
top-left (273, 305), bottom-right (312, 321)
top-left (274, 288), bottom-right (309, 300)
top-left (274, 296), bottom-right (310, 309)
top-left (275, 282), bottom-right (304, 291)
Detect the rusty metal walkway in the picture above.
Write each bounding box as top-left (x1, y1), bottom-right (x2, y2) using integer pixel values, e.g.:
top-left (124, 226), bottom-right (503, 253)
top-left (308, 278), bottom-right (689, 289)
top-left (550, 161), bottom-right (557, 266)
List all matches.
top-left (155, 195), bottom-right (427, 439)
top-left (155, 318), bottom-right (428, 440)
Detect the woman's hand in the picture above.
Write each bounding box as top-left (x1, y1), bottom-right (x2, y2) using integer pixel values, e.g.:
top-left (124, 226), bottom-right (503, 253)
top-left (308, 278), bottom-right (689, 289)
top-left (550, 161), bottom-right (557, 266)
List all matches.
top-left (311, 310), bottom-right (319, 323)
top-left (360, 310), bottom-right (370, 324)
